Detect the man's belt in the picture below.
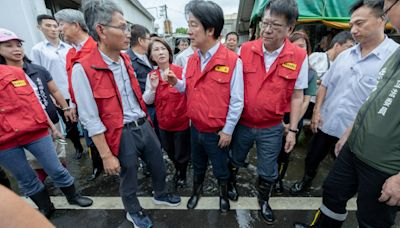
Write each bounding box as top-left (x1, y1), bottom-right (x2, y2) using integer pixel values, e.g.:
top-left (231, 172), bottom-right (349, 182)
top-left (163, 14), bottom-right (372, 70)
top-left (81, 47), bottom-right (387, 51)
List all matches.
top-left (125, 117), bottom-right (146, 128)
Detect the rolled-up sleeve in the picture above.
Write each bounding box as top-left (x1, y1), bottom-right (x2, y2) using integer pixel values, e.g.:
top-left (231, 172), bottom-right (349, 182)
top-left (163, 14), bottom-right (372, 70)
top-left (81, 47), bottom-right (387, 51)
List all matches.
top-left (222, 58), bottom-right (244, 135)
top-left (71, 63), bottom-right (106, 137)
top-left (294, 57), bottom-right (309, 89)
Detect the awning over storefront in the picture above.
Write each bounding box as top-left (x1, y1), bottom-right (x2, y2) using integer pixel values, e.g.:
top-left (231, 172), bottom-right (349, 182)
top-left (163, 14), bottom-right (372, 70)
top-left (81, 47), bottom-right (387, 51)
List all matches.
top-left (251, 0), bottom-right (354, 29)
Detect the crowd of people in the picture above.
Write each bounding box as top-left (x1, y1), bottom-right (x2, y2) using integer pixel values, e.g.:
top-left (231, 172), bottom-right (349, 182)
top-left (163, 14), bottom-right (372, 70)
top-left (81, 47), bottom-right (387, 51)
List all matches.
top-left (0, 0), bottom-right (399, 227)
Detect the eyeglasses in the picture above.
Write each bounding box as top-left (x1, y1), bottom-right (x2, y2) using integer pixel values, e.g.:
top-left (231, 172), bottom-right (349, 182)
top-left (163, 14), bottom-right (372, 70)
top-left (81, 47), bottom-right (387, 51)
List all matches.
top-left (259, 21), bottom-right (285, 30)
top-left (383, 0), bottom-right (399, 17)
top-left (101, 24), bottom-right (131, 33)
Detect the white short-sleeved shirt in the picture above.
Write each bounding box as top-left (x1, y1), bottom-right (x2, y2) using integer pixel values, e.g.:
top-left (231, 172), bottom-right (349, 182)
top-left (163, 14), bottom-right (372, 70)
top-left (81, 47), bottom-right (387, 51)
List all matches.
top-left (320, 37), bottom-right (399, 138)
top-left (30, 39), bottom-right (71, 100)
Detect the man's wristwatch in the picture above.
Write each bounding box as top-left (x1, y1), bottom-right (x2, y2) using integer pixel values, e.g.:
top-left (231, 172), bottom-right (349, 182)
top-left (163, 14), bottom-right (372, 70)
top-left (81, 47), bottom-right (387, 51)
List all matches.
top-left (289, 128), bottom-right (299, 134)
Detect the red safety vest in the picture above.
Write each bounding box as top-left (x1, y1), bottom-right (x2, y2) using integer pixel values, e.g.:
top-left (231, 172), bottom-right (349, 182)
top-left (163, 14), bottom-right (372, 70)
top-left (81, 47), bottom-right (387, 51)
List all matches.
top-left (0, 65), bottom-right (49, 150)
top-left (240, 38), bottom-right (307, 128)
top-left (66, 36), bottom-right (97, 104)
top-left (152, 64), bottom-right (189, 131)
top-left (78, 48), bottom-right (149, 156)
top-left (185, 44), bottom-right (238, 132)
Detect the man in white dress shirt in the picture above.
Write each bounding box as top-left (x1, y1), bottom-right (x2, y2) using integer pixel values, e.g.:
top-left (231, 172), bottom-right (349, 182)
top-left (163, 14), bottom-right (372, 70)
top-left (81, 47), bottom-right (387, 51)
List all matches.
top-left (30, 14), bottom-right (84, 160)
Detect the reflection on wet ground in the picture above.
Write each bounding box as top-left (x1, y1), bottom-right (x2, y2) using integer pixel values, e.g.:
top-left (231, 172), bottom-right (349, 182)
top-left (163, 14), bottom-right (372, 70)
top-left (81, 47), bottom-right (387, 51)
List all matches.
top-left (7, 128), bottom-right (400, 227)
top-left (69, 128), bottom-right (332, 199)
top-left (50, 209), bottom-right (362, 228)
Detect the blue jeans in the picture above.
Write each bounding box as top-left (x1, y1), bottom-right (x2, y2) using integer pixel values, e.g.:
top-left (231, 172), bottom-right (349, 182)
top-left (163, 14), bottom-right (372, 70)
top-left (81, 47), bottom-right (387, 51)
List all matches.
top-left (0, 135), bottom-right (74, 196)
top-left (191, 126), bottom-right (230, 180)
top-left (231, 123), bottom-right (284, 182)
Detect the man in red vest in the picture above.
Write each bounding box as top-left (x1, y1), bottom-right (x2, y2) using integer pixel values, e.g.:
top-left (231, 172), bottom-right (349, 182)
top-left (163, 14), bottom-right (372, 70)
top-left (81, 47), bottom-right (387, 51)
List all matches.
top-left (72, 1), bottom-right (180, 227)
top-left (55, 9), bottom-right (102, 181)
top-left (230, 0), bottom-right (308, 224)
top-left (168, 0), bottom-right (244, 213)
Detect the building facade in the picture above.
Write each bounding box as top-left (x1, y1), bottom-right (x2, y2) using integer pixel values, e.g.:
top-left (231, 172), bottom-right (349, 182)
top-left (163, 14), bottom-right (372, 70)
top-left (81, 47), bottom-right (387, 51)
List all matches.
top-left (0, 0), bottom-right (154, 55)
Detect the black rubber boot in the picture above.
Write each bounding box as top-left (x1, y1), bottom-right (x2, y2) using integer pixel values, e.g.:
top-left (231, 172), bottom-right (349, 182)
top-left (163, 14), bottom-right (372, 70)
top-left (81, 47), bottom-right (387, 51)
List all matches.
top-left (60, 184), bottom-right (93, 207)
top-left (293, 209), bottom-right (344, 228)
top-left (219, 180), bottom-right (230, 214)
top-left (257, 177), bottom-right (275, 224)
top-left (0, 167), bottom-right (11, 189)
top-left (29, 188), bottom-right (56, 218)
top-left (290, 174), bottom-right (314, 195)
top-left (228, 163), bottom-right (239, 201)
top-left (67, 123), bottom-right (83, 160)
top-left (187, 175), bottom-right (204, 209)
top-left (274, 161), bottom-right (288, 194)
top-left (174, 162), bottom-right (188, 188)
top-left (274, 178), bottom-right (284, 194)
top-left (87, 146), bottom-right (103, 181)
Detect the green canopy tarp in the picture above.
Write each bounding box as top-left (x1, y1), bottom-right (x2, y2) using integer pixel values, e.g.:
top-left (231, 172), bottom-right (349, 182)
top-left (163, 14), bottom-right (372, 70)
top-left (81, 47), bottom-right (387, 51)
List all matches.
top-left (251, 0), bottom-right (355, 28)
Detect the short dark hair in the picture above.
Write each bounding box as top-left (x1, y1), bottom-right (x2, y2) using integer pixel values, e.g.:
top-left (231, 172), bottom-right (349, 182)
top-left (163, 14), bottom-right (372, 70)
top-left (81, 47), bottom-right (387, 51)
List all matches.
top-left (185, 0), bottom-right (224, 39)
top-left (177, 38), bottom-right (189, 45)
top-left (264, 0), bottom-right (299, 25)
top-left (130, 24), bottom-right (150, 47)
top-left (289, 30), bottom-right (312, 55)
top-left (328, 31), bottom-right (354, 50)
top-left (147, 38), bottom-right (173, 66)
top-left (150, 33), bottom-right (159, 38)
top-left (37, 14), bottom-right (56, 25)
top-left (225, 31), bottom-right (239, 40)
top-left (350, 0), bottom-right (384, 17)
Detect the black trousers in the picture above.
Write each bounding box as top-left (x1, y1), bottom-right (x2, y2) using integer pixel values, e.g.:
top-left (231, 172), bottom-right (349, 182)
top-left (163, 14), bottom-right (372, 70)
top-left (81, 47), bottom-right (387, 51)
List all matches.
top-left (304, 130), bottom-right (338, 178)
top-left (322, 144), bottom-right (398, 228)
top-left (118, 120), bottom-right (166, 213)
top-left (56, 99), bottom-right (83, 152)
top-left (159, 128), bottom-right (191, 169)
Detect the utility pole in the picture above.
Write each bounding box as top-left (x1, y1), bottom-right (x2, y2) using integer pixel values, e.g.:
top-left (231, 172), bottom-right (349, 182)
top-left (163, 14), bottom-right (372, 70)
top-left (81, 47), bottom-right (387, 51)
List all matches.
top-left (149, 4), bottom-right (172, 35)
top-left (163, 5), bottom-right (168, 19)
top-left (160, 4), bottom-right (172, 34)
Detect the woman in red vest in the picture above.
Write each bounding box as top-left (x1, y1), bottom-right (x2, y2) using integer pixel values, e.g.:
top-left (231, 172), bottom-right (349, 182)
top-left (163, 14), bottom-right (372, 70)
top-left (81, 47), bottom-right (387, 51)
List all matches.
top-left (0, 35), bottom-right (70, 184)
top-left (143, 38), bottom-right (190, 188)
top-left (0, 28), bottom-right (92, 218)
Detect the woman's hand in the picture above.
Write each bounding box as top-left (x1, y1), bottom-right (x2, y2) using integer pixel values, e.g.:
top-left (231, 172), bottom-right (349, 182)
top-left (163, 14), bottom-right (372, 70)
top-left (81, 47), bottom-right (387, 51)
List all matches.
top-left (167, 70), bottom-right (178, 86)
top-left (149, 72), bottom-right (159, 89)
top-left (51, 127), bottom-right (64, 141)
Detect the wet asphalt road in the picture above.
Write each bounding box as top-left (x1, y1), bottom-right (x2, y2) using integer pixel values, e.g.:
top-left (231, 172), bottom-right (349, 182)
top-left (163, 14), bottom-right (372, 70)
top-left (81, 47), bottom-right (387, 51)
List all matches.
top-left (6, 128), bottom-right (400, 227)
